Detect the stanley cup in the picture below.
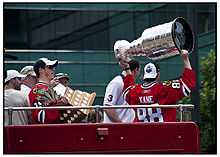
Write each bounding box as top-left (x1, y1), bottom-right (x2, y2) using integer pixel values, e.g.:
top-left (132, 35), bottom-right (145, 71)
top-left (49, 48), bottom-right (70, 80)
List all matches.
top-left (114, 17), bottom-right (194, 61)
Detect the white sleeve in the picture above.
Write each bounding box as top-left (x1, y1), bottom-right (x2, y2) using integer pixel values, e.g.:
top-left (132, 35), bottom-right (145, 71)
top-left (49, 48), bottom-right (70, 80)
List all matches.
top-left (103, 81), bottom-right (123, 106)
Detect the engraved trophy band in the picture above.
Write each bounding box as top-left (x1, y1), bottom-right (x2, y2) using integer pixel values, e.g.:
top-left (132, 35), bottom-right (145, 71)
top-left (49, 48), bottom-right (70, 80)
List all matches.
top-left (114, 17), bottom-right (194, 61)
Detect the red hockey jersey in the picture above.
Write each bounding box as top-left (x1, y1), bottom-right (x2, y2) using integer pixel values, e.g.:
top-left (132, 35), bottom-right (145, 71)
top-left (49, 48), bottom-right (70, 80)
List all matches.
top-left (29, 82), bottom-right (60, 124)
top-left (123, 68), bottom-right (196, 122)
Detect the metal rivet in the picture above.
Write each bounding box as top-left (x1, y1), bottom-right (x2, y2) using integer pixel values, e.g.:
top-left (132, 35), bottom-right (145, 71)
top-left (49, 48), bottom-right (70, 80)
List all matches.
top-left (178, 135), bottom-right (182, 139)
top-left (80, 137), bottom-right (84, 141)
top-left (19, 139), bottom-right (23, 143)
top-left (100, 136), bottom-right (104, 140)
top-left (120, 136), bottom-right (124, 140)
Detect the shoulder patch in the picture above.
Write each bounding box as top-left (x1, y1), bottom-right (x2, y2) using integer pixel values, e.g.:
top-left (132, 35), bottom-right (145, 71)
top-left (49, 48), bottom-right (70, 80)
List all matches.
top-left (33, 87), bottom-right (46, 95)
top-left (163, 80), bottom-right (181, 89)
top-left (163, 80), bottom-right (172, 86)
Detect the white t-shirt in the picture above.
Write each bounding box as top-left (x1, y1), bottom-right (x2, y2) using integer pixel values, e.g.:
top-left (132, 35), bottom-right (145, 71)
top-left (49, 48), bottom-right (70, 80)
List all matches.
top-left (103, 75), bottom-right (135, 123)
top-left (4, 89), bottom-right (31, 125)
top-left (20, 84), bottom-right (31, 105)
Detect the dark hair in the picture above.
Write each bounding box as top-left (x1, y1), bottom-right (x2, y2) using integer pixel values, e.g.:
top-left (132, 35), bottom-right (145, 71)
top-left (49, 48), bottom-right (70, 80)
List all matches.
top-left (128, 60), bottom-right (140, 71)
top-left (144, 78), bottom-right (157, 82)
top-left (33, 60), bottom-right (46, 78)
top-left (143, 61), bottom-right (160, 83)
top-left (153, 62), bottom-right (160, 73)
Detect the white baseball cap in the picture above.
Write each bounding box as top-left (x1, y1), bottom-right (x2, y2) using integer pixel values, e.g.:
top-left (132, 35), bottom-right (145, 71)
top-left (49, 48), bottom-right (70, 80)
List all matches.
top-left (143, 63), bottom-right (158, 79)
top-left (55, 73), bottom-right (69, 80)
top-left (113, 40), bottom-right (130, 53)
top-left (20, 66), bottom-right (36, 76)
top-left (5, 70), bottom-right (26, 83)
top-left (39, 58), bottom-right (58, 66)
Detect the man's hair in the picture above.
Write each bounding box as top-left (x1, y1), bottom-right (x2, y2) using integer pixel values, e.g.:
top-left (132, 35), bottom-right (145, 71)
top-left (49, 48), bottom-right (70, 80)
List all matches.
top-left (128, 60), bottom-right (140, 71)
top-left (143, 61), bottom-right (160, 82)
top-left (33, 60), bottom-right (46, 78)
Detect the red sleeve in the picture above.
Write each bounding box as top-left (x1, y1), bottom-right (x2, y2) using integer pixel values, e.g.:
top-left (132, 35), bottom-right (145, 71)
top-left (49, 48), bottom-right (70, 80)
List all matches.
top-left (123, 74), bottom-right (135, 91)
top-left (129, 88), bottom-right (140, 105)
top-left (158, 68), bottom-right (196, 105)
top-left (123, 74), bottom-right (136, 105)
top-left (181, 68), bottom-right (196, 90)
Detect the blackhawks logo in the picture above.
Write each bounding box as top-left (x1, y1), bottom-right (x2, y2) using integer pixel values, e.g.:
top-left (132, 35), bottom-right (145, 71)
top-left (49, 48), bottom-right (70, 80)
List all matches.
top-left (163, 80), bottom-right (172, 86)
top-left (33, 88), bottom-right (46, 95)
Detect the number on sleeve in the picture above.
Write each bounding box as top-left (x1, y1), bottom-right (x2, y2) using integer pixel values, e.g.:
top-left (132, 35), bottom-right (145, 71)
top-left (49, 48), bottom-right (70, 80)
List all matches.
top-left (107, 94), bottom-right (113, 102)
top-left (172, 82), bottom-right (180, 89)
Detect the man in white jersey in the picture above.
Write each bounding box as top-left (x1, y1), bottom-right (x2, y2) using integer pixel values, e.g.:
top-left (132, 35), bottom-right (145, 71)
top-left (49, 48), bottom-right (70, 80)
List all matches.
top-left (103, 60), bottom-right (140, 123)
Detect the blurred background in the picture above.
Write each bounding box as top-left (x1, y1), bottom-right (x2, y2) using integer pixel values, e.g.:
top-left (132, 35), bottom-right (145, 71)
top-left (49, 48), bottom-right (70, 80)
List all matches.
top-left (3, 3), bottom-right (216, 153)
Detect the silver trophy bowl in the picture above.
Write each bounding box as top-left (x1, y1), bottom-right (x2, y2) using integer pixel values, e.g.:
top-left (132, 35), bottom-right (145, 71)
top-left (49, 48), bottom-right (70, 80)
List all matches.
top-left (114, 17), bottom-right (194, 61)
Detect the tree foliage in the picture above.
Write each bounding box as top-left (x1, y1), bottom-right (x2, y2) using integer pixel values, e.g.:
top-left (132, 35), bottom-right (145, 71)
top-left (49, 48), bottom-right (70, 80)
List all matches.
top-left (199, 50), bottom-right (216, 153)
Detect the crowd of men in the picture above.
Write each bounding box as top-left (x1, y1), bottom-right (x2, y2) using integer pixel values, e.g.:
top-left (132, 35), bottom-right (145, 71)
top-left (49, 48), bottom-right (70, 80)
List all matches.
top-left (4, 49), bottom-right (195, 125)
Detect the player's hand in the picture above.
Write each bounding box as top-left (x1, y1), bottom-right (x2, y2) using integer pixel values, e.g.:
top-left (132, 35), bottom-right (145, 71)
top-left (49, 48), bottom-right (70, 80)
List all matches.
top-left (180, 49), bottom-right (189, 60)
top-left (180, 49), bottom-right (192, 70)
top-left (59, 97), bottom-right (69, 105)
top-left (55, 96), bottom-right (69, 106)
top-left (50, 78), bottom-right (60, 87)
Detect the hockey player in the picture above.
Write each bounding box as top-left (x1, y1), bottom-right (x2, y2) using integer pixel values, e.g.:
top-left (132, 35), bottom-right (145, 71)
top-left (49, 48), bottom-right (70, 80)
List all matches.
top-left (120, 50), bottom-right (196, 122)
top-left (29, 58), bottom-right (68, 124)
top-left (103, 59), bottom-right (140, 123)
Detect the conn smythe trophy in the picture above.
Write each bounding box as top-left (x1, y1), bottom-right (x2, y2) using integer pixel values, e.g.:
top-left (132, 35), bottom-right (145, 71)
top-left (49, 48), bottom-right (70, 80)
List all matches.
top-left (114, 17), bottom-right (194, 61)
top-left (54, 83), bottom-right (96, 123)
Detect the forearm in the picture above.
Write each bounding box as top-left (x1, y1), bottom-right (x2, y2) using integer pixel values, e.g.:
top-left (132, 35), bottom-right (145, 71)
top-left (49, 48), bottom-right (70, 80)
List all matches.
top-left (181, 50), bottom-right (192, 70)
top-left (105, 109), bottom-right (122, 122)
top-left (183, 57), bottom-right (192, 70)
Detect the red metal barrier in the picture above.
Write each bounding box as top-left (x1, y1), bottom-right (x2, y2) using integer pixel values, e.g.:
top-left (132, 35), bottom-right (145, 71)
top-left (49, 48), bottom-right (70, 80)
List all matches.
top-left (4, 122), bottom-right (200, 153)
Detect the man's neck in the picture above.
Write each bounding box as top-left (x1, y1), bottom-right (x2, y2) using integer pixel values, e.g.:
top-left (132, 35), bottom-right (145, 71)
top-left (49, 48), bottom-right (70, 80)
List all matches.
top-left (122, 71), bottom-right (134, 77)
top-left (38, 77), bottom-right (50, 85)
top-left (22, 80), bottom-right (32, 88)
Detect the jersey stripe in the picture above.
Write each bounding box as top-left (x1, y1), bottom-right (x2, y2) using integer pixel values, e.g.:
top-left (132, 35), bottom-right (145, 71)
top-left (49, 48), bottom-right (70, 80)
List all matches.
top-left (141, 81), bottom-right (157, 89)
top-left (38, 110), bottom-right (45, 123)
top-left (180, 79), bottom-right (191, 96)
top-left (122, 85), bottom-right (134, 99)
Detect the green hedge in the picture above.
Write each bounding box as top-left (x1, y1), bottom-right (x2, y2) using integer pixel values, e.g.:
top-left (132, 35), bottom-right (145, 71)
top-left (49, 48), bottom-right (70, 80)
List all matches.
top-left (200, 50), bottom-right (216, 153)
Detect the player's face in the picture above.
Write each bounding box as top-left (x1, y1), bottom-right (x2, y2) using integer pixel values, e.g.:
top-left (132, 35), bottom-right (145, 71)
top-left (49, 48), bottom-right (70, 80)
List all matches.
top-left (28, 75), bottom-right (37, 87)
top-left (45, 65), bottom-right (56, 81)
top-left (134, 67), bottom-right (141, 79)
top-left (13, 77), bottom-right (23, 90)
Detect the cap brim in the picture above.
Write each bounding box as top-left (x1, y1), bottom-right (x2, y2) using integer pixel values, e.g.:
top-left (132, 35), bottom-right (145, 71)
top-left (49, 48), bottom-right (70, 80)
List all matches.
top-left (56, 76), bottom-right (69, 80)
top-left (47, 60), bottom-right (58, 66)
top-left (17, 74), bottom-right (26, 78)
top-left (143, 74), bottom-right (157, 79)
top-left (29, 72), bottom-right (36, 77)
top-left (4, 73), bottom-right (26, 83)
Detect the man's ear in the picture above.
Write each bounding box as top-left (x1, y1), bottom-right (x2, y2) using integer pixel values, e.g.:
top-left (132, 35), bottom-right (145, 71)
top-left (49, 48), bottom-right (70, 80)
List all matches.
top-left (141, 74), bottom-right (144, 81)
top-left (38, 67), bottom-right (44, 74)
top-left (156, 72), bottom-right (160, 81)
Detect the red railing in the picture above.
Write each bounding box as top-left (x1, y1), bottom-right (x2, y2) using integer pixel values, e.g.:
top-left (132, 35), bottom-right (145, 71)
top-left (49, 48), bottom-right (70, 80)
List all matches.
top-left (4, 104), bottom-right (199, 153)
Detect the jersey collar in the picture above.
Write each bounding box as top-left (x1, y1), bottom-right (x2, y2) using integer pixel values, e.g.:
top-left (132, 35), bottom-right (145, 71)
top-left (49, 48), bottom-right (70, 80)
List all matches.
top-left (141, 81), bottom-right (157, 89)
